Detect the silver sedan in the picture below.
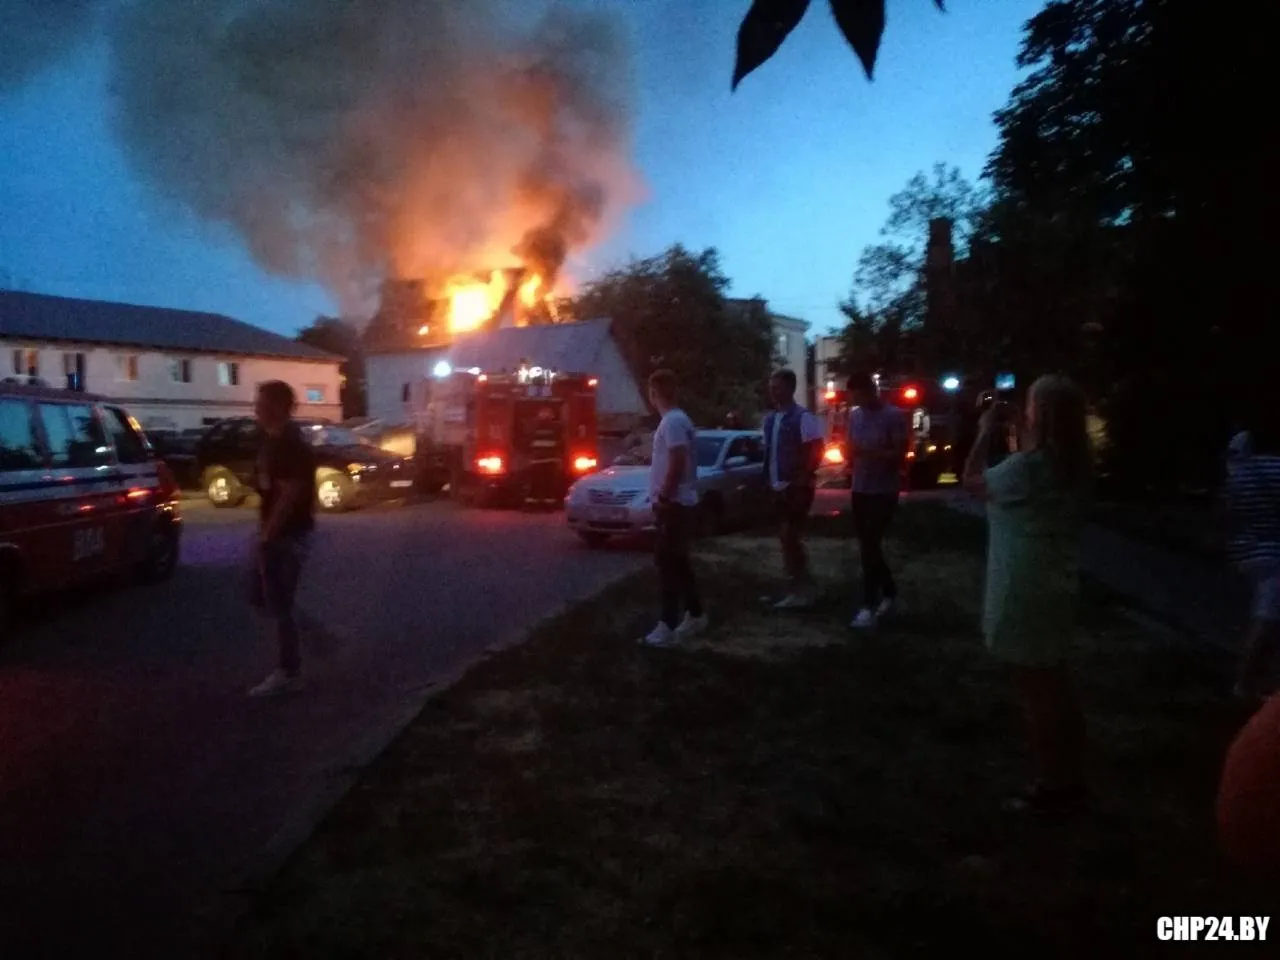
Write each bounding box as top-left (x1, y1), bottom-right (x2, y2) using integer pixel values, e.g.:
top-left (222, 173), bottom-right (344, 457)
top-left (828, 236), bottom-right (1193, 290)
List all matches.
top-left (565, 429), bottom-right (769, 546)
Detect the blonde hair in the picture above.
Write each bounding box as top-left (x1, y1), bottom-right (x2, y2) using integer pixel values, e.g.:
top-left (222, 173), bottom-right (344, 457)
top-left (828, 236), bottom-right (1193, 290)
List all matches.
top-left (1025, 375), bottom-right (1092, 491)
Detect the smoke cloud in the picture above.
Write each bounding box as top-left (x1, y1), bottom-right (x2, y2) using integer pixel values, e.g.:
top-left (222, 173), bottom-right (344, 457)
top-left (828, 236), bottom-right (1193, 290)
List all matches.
top-left (100, 0), bottom-right (635, 313)
top-left (0, 0), bottom-right (99, 91)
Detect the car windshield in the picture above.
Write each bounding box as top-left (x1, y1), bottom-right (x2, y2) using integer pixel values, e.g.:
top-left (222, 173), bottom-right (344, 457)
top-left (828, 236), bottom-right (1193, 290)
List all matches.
top-left (612, 435), bottom-right (723, 468)
top-left (306, 425), bottom-right (373, 448)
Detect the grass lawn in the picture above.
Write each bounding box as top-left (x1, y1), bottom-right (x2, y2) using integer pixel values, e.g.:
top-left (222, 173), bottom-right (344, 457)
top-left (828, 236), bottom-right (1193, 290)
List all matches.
top-left (226, 502), bottom-right (1274, 958)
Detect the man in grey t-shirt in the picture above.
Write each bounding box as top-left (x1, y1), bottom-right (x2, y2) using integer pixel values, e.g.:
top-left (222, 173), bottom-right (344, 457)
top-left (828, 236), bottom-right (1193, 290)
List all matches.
top-left (846, 372), bottom-right (909, 629)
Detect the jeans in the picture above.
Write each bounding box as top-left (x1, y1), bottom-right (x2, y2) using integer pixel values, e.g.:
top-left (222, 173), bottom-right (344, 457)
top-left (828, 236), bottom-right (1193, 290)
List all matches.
top-left (250, 533), bottom-right (311, 675)
top-left (851, 492), bottom-right (897, 608)
top-left (774, 484), bottom-right (816, 587)
top-left (654, 503), bottom-right (702, 629)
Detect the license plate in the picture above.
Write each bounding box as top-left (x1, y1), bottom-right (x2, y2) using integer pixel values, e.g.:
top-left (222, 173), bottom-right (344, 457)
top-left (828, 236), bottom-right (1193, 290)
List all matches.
top-left (72, 526), bottom-right (105, 562)
top-left (390, 480), bottom-right (413, 488)
top-left (591, 506), bottom-right (630, 523)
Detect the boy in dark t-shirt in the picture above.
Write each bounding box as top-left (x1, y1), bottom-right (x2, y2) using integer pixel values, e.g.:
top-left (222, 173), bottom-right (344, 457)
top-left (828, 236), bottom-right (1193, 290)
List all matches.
top-left (248, 380), bottom-right (317, 697)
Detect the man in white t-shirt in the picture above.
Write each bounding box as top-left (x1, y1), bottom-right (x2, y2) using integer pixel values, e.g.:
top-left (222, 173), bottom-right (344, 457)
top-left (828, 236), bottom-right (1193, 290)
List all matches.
top-left (641, 369), bottom-right (708, 647)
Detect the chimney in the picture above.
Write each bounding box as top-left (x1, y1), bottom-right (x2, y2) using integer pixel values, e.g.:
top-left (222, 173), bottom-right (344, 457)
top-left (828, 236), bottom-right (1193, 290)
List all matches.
top-left (924, 217), bottom-right (956, 333)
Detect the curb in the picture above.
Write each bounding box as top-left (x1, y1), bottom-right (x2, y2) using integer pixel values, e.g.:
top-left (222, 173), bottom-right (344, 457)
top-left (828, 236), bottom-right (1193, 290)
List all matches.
top-left (202, 561), bottom-right (645, 958)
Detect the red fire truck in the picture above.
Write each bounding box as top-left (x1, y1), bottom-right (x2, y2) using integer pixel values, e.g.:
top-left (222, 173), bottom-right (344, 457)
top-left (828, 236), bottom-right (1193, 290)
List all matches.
top-left (411, 366), bottom-right (600, 506)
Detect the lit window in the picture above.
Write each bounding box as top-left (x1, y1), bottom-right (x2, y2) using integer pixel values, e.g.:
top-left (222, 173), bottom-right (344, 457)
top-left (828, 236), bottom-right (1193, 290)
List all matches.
top-left (117, 354), bottom-right (139, 381)
top-left (305, 385), bottom-right (326, 403)
top-left (217, 361), bottom-right (240, 386)
top-left (11, 348), bottom-right (38, 377)
top-left (62, 352), bottom-right (87, 390)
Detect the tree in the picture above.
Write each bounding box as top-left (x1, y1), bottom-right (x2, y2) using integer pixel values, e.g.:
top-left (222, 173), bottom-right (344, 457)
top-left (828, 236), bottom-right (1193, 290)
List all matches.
top-left (569, 245), bottom-right (776, 426)
top-left (297, 317), bottom-right (367, 419)
top-left (982, 0), bottom-right (1271, 492)
top-left (733, 0), bottom-right (946, 90)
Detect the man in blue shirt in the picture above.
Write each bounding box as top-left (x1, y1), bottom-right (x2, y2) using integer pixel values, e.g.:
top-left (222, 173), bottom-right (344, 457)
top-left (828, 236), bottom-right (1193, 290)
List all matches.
top-left (846, 372), bottom-right (909, 628)
top-left (762, 369), bottom-right (825, 608)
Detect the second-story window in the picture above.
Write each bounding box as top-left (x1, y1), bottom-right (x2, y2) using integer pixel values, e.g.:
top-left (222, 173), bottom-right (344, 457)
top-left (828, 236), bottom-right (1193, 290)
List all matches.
top-left (217, 361), bottom-right (240, 386)
top-left (11, 348), bottom-right (38, 377)
top-left (117, 354), bottom-right (139, 381)
top-left (170, 358), bottom-right (193, 384)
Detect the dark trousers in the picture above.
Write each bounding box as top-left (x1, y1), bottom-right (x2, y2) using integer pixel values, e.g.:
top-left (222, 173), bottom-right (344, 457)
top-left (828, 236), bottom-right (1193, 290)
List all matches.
top-left (851, 493), bottom-right (897, 608)
top-left (251, 534), bottom-right (311, 675)
top-left (775, 484), bottom-right (816, 586)
top-left (655, 503), bottom-right (702, 629)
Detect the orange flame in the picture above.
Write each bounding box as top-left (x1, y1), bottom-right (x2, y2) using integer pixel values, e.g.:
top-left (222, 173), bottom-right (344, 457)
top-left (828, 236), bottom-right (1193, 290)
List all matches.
top-left (518, 273), bottom-right (543, 307)
top-left (445, 271), bottom-right (507, 334)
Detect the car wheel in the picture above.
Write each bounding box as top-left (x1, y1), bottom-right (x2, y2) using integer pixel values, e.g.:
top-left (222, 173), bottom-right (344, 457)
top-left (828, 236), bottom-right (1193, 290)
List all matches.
top-left (316, 471), bottom-right (354, 512)
top-left (577, 531), bottom-right (609, 548)
top-left (205, 467), bottom-right (245, 508)
top-left (136, 522), bottom-right (180, 584)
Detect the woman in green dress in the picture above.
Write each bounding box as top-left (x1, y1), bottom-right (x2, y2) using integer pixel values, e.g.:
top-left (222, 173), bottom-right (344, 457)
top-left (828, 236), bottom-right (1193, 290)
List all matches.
top-left (963, 375), bottom-right (1093, 813)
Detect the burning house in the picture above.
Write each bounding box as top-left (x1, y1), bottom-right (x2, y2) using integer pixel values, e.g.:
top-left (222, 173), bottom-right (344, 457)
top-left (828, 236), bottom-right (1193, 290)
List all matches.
top-left (363, 277), bottom-right (645, 436)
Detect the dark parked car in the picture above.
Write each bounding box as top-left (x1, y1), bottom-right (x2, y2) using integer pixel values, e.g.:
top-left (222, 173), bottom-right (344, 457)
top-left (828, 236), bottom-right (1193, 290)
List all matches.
top-left (147, 429), bottom-right (201, 490)
top-left (195, 417), bottom-right (416, 512)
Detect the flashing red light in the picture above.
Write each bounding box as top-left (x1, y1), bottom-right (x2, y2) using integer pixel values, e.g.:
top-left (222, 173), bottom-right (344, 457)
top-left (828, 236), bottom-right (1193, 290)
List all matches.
top-left (475, 455), bottom-right (505, 475)
top-left (587, 377), bottom-right (598, 387)
top-left (902, 386), bottom-right (919, 402)
top-left (906, 450), bottom-right (916, 460)
top-left (572, 454), bottom-right (598, 473)
top-left (824, 389), bottom-right (837, 400)
top-left (823, 444), bottom-right (844, 464)
top-left (477, 374), bottom-right (488, 382)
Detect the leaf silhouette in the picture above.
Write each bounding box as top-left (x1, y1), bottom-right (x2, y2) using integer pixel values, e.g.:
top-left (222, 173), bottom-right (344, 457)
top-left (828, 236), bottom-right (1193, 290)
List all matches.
top-left (828, 0), bottom-right (886, 80)
top-left (732, 0), bottom-right (812, 91)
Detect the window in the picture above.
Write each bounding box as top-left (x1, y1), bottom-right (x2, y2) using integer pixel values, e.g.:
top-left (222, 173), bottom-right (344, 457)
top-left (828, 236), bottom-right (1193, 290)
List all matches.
top-left (37, 403), bottom-right (110, 469)
top-left (0, 399), bottom-right (42, 471)
top-left (401, 383), bottom-right (411, 403)
top-left (10, 348), bottom-right (38, 378)
top-left (217, 361), bottom-right (240, 386)
top-left (725, 437), bottom-right (750, 462)
top-left (743, 436), bottom-right (765, 463)
top-left (170, 358), bottom-right (192, 383)
top-left (305, 385), bottom-right (326, 403)
top-left (117, 354), bottom-right (140, 381)
top-left (103, 406), bottom-right (151, 464)
top-left (62, 352), bottom-right (87, 390)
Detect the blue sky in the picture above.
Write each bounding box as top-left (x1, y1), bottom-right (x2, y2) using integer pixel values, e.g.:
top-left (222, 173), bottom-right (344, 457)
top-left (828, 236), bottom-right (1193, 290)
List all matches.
top-left (0, 1), bottom-right (1043, 338)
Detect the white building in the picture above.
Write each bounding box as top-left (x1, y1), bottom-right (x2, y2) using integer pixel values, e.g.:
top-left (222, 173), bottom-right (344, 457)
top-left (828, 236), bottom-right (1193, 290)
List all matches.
top-left (724, 299), bottom-right (810, 409)
top-left (813, 334), bottom-right (844, 415)
top-left (0, 289), bottom-right (342, 431)
top-left (365, 317), bottom-right (647, 433)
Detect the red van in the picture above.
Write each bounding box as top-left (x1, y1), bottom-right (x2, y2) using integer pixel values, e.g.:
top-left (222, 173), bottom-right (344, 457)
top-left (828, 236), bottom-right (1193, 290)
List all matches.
top-left (0, 380), bottom-right (181, 638)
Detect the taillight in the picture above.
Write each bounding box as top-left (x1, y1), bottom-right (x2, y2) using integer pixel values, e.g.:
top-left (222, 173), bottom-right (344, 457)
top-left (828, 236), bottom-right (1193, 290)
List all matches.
top-left (822, 445), bottom-right (844, 464)
top-left (572, 455), bottom-right (597, 473)
top-left (476, 455), bottom-right (504, 474)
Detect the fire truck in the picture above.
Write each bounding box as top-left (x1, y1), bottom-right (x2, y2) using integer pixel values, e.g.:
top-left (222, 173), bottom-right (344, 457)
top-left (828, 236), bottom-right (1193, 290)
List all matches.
top-left (411, 365), bottom-right (600, 506)
top-left (817, 376), bottom-right (949, 489)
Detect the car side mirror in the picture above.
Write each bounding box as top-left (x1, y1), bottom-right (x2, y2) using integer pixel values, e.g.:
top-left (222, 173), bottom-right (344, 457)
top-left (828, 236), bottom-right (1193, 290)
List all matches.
top-left (725, 455), bottom-right (748, 468)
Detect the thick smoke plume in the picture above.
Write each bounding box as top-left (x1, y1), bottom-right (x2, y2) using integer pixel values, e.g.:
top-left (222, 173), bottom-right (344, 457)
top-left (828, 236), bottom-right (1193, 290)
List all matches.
top-left (100, 0), bottom-right (635, 312)
top-left (0, 0), bottom-right (99, 91)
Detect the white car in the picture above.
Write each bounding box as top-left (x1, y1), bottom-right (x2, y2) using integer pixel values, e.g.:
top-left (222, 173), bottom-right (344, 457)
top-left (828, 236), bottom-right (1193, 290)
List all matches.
top-left (565, 429), bottom-right (769, 546)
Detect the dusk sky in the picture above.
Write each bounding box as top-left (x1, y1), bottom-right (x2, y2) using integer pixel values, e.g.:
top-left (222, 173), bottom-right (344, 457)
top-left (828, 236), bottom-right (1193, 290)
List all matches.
top-left (0, 1), bottom-right (1044, 338)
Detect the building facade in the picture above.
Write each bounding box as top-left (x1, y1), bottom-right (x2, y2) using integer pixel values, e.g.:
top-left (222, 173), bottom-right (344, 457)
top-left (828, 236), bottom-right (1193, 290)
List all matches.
top-left (1, 290), bottom-right (342, 431)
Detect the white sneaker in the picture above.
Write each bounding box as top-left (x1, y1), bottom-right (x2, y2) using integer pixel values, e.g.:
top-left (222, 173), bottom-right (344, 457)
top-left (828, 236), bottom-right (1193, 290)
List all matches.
top-left (774, 593), bottom-right (814, 610)
top-left (675, 612), bottom-right (709, 640)
top-left (640, 622), bottom-right (677, 647)
top-left (850, 608), bottom-right (876, 629)
top-left (249, 669), bottom-right (304, 697)
top-left (875, 598), bottom-right (896, 619)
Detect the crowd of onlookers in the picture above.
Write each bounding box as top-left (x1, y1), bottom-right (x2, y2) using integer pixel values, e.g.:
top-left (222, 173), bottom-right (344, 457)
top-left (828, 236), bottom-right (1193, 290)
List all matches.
top-left (637, 367), bottom-right (1279, 870)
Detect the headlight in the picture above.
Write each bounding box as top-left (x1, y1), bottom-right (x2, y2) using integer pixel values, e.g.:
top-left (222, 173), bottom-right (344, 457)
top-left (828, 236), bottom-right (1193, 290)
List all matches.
top-left (347, 462), bottom-right (371, 474)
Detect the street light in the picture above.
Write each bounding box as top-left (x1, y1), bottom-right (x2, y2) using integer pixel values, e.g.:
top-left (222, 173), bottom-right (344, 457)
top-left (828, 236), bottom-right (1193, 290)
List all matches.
top-left (942, 375), bottom-right (961, 392)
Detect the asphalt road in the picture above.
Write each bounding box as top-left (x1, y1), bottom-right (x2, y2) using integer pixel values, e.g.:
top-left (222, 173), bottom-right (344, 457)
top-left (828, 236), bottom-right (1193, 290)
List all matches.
top-left (0, 497), bottom-right (647, 958)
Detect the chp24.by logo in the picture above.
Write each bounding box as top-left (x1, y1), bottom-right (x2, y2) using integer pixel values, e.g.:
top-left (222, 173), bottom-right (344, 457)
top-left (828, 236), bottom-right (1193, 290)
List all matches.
top-left (1157, 917), bottom-right (1270, 942)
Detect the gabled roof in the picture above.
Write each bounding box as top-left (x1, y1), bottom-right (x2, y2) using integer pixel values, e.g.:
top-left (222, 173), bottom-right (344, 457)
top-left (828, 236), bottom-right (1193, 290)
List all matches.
top-left (0, 289), bottom-right (338, 362)
top-left (382, 318), bottom-right (618, 376)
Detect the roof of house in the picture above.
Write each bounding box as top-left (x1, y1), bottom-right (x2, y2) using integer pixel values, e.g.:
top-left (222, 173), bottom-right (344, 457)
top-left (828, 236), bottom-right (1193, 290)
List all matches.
top-left (0, 289), bottom-right (338, 362)
top-left (380, 318), bottom-right (619, 377)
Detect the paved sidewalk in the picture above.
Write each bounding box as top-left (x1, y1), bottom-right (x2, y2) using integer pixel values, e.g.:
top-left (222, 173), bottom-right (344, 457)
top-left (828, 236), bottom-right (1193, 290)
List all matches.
top-left (947, 493), bottom-right (1249, 650)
